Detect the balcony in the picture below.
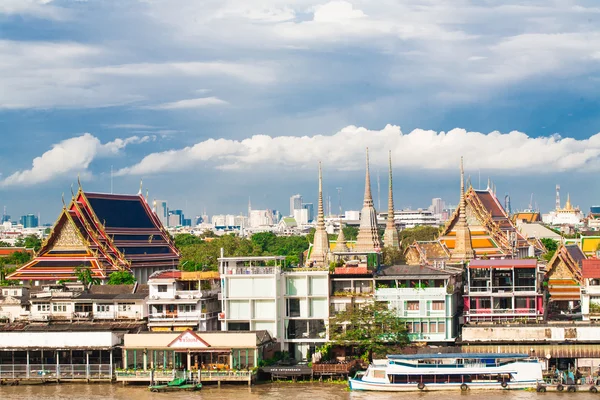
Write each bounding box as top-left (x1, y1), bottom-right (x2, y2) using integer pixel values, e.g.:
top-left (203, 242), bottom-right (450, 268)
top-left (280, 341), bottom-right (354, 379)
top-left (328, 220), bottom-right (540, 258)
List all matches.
top-left (148, 311), bottom-right (219, 322)
top-left (331, 288), bottom-right (373, 297)
top-left (467, 285), bottom-right (537, 294)
top-left (222, 266), bottom-right (280, 275)
top-left (465, 308), bottom-right (538, 315)
top-left (375, 286), bottom-right (447, 301)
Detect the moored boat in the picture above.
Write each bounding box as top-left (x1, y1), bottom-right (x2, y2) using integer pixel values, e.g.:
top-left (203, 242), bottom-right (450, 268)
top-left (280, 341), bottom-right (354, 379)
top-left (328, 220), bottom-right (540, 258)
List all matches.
top-left (348, 353), bottom-right (542, 392)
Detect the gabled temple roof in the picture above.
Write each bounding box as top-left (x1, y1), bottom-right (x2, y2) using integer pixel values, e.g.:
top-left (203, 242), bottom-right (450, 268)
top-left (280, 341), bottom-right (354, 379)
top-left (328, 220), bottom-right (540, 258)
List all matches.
top-left (8, 188), bottom-right (180, 282)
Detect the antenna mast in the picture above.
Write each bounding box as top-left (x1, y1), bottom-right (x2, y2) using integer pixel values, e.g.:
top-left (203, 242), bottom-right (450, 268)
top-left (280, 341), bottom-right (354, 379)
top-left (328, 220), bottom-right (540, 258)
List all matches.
top-left (555, 184), bottom-right (561, 211)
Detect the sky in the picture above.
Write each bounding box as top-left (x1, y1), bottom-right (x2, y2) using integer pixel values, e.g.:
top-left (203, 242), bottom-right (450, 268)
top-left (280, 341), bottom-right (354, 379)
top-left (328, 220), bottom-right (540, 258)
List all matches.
top-left (2, 0), bottom-right (600, 223)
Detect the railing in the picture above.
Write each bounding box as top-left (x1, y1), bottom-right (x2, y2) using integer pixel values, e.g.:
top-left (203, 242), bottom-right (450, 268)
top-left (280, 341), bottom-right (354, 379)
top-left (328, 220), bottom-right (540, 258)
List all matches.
top-left (465, 308), bottom-right (538, 315)
top-left (174, 289), bottom-right (220, 298)
top-left (331, 289), bottom-right (374, 297)
top-left (115, 369), bottom-right (253, 382)
top-left (0, 364), bottom-right (112, 380)
top-left (468, 285), bottom-right (537, 293)
top-left (148, 311), bottom-right (219, 321)
top-left (24, 311), bottom-right (143, 321)
top-left (375, 287), bottom-right (447, 298)
top-left (223, 266), bottom-right (280, 275)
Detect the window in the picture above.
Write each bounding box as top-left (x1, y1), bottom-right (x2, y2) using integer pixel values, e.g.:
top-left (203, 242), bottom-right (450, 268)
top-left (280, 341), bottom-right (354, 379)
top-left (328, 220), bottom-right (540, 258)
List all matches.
top-left (118, 303), bottom-right (134, 312)
top-left (287, 298), bottom-right (301, 317)
top-left (75, 304), bottom-right (92, 313)
top-left (429, 322), bottom-right (437, 333)
top-left (178, 304), bottom-right (196, 313)
top-left (407, 301), bottom-right (419, 311)
top-left (438, 321), bottom-right (445, 333)
top-left (431, 301), bottom-right (445, 311)
top-left (52, 304), bottom-right (66, 312)
top-left (36, 304), bottom-right (50, 312)
top-left (97, 304), bottom-right (111, 312)
top-left (158, 285), bottom-right (167, 293)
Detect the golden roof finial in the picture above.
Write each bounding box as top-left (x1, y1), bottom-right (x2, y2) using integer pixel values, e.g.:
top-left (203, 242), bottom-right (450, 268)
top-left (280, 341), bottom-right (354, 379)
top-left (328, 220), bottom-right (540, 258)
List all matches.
top-left (138, 178), bottom-right (143, 195)
top-left (77, 173), bottom-right (81, 189)
top-left (565, 193), bottom-right (572, 210)
top-left (61, 192), bottom-right (66, 209)
top-left (70, 183), bottom-right (75, 199)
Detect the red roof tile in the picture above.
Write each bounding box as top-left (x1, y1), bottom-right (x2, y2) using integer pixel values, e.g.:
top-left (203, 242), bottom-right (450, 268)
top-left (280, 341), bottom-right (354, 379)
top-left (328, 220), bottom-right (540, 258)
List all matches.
top-left (582, 259), bottom-right (600, 279)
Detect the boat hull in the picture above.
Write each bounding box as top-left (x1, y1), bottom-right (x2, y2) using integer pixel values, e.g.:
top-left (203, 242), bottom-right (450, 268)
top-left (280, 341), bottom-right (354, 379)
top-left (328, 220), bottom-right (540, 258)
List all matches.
top-left (348, 378), bottom-right (537, 392)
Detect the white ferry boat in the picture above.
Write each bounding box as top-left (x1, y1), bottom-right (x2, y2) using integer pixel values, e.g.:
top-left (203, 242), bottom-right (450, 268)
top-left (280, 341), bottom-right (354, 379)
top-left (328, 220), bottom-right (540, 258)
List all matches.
top-left (348, 353), bottom-right (543, 392)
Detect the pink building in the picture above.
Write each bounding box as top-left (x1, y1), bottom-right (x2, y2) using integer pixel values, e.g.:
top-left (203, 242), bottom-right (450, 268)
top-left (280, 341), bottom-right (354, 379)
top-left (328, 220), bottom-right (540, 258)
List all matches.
top-left (463, 259), bottom-right (544, 323)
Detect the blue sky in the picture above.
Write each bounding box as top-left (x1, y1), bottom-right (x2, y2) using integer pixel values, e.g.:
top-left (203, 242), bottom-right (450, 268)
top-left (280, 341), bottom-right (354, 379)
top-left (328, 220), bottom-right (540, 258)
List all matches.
top-left (2, 0), bottom-right (600, 223)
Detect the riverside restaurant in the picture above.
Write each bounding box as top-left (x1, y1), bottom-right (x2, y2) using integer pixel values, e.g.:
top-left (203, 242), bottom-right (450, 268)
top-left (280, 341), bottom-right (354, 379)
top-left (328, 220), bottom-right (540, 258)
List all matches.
top-left (118, 330), bottom-right (275, 384)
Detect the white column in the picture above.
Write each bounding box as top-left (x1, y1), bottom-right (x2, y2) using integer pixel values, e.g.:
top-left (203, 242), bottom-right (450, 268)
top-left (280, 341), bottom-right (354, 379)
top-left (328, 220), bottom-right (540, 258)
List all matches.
top-left (26, 350), bottom-right (30, 379)
top-left (86, 352), bottom-right (90, 380)
top-left (56, 350), bottom-right (60, 379)
top-left (109, 350), bottom-right (113, 378)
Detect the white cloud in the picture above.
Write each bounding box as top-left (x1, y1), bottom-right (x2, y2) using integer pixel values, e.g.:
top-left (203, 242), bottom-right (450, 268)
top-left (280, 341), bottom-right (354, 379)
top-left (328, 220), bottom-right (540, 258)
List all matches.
top-left (115, 124), bottom-right (600, 177)
top-left (142, 97), bottom-right (229, 110)
top-left (0, 134), bottom-right (150, 187)
top-left (107, 124), bottom-right (159, 129)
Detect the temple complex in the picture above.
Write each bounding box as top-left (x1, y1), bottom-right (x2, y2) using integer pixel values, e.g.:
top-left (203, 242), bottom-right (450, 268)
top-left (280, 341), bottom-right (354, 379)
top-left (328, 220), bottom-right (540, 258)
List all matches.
top-left (545, 243), bottom-right (586, 319)
top-left (382, 151), bottom-right (400, 249)
top-left (306, 162), bottom-right (330, 267)
top-left (8, 186), bottom-right (180, 284)
top-left (405, 158), bottom-right (542, 265)
top-left (333, 219), bottom-right (349, 253)
top-left (354, 149), bottom-right (383, 253)
top-left (543, 193), bottom-right (584, 226)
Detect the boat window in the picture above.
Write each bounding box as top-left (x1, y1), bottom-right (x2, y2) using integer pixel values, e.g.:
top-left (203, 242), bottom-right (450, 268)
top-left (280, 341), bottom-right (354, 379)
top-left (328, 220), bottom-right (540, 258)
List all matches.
top-left (373, 370), bottom-right (386, 379)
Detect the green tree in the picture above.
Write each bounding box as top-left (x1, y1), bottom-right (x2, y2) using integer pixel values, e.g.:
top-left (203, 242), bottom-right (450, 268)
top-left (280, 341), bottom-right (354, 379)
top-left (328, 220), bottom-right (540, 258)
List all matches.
top-left (399, 226), bottom-right (440, 250)
top-left (75, 265), bottom-right (100, 286)
top-left (382, 246), bottom-right (404, 265)
top-left (541, 238), bottom-right (559, 262)
top-left (342, 225), bottom-right (359, 241)
top-left (329, 302), bottom-right (409, 361)
top-left (0, 241), bottom-right (11, 247)
top-left (9, 251), bottom-right (32, 265)
top-left (107, 271), bottom-right (136, 285)
top-left (15, 234), bottom-right (42, 251)
top-left (174, 233), bottom-right (203, 247)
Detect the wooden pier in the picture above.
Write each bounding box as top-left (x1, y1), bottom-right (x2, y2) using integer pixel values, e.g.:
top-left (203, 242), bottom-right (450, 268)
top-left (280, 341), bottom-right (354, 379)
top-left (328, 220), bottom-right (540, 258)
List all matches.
top-left (115, 369), bottom-right (255, 386)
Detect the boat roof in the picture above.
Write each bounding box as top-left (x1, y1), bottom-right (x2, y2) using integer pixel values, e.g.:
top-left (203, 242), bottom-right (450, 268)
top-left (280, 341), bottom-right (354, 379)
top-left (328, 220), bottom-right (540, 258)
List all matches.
top-left (388, 353), bottom-right (529, 360)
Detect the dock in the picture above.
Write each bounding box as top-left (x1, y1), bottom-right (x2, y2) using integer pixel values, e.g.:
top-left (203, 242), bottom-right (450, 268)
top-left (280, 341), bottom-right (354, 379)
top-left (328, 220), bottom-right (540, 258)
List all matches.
top-left (115, 369), bottom-right (255, 387)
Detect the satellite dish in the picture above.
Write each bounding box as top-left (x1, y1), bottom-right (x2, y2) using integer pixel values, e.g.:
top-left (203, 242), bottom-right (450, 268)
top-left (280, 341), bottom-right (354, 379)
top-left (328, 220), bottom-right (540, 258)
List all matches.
top-left (546, 354), bottom-right (551, 359)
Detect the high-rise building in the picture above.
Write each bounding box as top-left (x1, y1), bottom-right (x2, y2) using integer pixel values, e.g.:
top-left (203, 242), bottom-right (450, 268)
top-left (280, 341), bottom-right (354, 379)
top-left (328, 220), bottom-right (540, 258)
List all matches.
top-left (153, 200), bottom-right (169, 227)
top-left (20, 214), bottom-right (39, 228)
top-left (302, 203), bottom-right (314, 222)
top-left (290, 194), bottom-right (303, 217)
top-left (430, 198), bottom-right (445, 215)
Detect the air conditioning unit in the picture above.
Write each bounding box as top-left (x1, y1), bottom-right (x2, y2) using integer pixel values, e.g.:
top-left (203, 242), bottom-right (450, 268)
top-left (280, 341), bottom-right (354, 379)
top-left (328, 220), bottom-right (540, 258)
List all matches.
top-left (217, 293), bottom-right (223, 300)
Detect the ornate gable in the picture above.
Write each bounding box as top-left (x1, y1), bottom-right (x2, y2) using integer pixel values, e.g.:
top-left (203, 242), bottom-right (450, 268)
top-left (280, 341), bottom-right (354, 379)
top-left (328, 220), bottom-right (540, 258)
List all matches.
top-left (52, 219), bottom-right (87, 251)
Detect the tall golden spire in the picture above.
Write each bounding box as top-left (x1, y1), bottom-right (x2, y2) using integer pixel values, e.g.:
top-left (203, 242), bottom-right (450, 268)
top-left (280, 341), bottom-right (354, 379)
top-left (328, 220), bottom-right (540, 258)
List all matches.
top-left (451, 156), bottom-right (474, 261)
top-left (307, 162), bottom-right (330, 266)
top-left (355, 148), bottom-right (383, 253)
top-left (383, 150), bottom-right (399, 249)
top-left (565, 193), bottom-right (572, 210)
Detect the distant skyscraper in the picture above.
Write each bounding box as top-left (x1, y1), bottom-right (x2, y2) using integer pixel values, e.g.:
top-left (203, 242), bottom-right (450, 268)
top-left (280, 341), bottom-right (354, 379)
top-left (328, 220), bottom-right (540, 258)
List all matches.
top-left (290, 194), bottom-right (303, 217)
top-left (154, 200), bottom-right (169, 227)
top-left (168, 209), bottom-right (184, 227)
top-left (20, 214), bottom-right (39, 228)
top-left (302, 203), bottom-right (314, 222)
top-left (431, 198), bottom-right (445, 215)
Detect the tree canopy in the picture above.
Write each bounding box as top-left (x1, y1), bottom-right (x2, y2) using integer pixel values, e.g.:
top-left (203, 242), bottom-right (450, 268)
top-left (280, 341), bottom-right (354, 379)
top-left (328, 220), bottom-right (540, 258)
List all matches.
top-left (75, 266), bottom-right (100, 286)
top-left (15, 234), bottom-right (42, 252)
top-left (107, 271), bottom-right (136, 285)
top-left (329, 302), bottom-right (409, 360)
top-left (541, 238), bottom-right (559, 262)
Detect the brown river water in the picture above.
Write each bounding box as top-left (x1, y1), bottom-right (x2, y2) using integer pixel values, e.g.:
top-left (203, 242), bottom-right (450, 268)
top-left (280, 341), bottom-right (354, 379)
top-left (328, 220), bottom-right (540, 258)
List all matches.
top-left (0, 383), bottom-right (598, 400)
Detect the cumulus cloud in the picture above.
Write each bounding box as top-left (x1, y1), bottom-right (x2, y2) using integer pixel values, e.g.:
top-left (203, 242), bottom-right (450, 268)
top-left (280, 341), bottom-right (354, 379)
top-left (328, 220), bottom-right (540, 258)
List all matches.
top-left (142, 97), bottom-right (228, 110)
top-left (1, 134), bottom-right (150, 187)
top-left (115, 125), bottom-right (600, 177)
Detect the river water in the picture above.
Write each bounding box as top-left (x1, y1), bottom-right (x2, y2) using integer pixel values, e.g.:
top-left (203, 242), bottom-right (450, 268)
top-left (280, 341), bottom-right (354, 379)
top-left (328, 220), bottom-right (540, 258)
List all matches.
top-left (0, 383), bottom-right (598, 400)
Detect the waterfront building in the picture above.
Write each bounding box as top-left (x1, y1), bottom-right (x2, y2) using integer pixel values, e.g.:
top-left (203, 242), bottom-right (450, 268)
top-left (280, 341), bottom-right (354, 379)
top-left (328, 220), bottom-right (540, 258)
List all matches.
top-left (0, 283), bottom-right (148, 323)
top-left (219, 255), bottom-right (329, 361)
top-left (545, 244), bottom-right (586, 319)
top-left (0, 328), bottom-right (125, 382)
top-left (580, 259), bottom-right (600, 321)
top-left (354, 149), bottom-right (383, 253)
top-left (7, 186), bottom-right (180, 284)
top-left (374, 264), bottom-right (462, 343)
top-left (121, 330), bottom-right (275, 372)
top-left (146, 270), bottom-right (220, 332)
top-left (329, 252), bottom-right (375, 315)
top-left (382, 151), bottom-right (400, 249)
top-left (463, 259), bottom-right (544, 323)
top-left (219, 256), bottom-right (285, 337)
top-left (283, 266), bottom-right (329, 360)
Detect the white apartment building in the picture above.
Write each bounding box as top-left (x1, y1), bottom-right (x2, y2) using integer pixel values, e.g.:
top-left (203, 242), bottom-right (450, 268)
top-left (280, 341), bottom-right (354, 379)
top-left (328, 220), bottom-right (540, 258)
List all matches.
top-left (219, 256), bottom-right (329, 361)
top-left (146, 270), bottom-right (220, 331)
top-left (0, 283), bottom-right (148, 323)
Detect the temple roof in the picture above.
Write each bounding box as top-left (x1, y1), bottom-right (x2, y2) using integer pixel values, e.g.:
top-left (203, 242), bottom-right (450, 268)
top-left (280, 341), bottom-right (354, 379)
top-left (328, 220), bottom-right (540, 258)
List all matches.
top-left (8, 188), bottom-right (179, 282)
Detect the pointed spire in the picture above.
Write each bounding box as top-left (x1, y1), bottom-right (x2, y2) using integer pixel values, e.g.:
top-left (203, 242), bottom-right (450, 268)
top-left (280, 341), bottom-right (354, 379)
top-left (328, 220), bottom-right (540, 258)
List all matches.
top-left (307, 161), bottom-right (330, 267)
top-left (452, 156), bottom-right (474, 261)
top-left (77, 173), bottom-right (81, 189)
top-left (363, 148), bottom-right (373, 207)
top-left (145, 189), bottom-right (149, 203)
top-left (355, 148), bottom-right (383, 253)
top-left (138, 179), bottom-right (143, 195)
top-left (70, 183), bottom-right (75, 199)
top-left (62, 193), bottom-right (66, 209)
top-left (383, 150), bottom-right (399, 249)
top-left (334, 218), bottom-right (349, 253)
top-left (487, 177), bottom-right (491, 191)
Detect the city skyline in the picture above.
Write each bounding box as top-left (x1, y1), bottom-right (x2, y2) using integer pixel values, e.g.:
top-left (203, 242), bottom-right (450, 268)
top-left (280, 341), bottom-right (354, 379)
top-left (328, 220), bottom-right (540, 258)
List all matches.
top-left (3, 1), bottom-right (600, 221)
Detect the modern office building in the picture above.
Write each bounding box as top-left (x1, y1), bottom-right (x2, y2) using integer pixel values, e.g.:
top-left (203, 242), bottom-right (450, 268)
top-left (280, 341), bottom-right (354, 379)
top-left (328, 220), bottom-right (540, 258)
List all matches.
top-left (290, 194), bottom-right (303, 217)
